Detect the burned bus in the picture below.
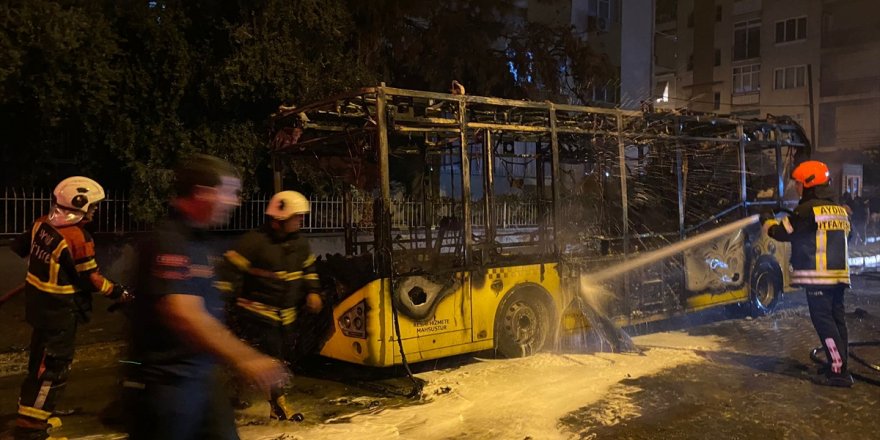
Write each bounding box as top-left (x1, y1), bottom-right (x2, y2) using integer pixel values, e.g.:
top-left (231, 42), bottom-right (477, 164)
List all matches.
top-left (269, 85), bottom-right (810, 367)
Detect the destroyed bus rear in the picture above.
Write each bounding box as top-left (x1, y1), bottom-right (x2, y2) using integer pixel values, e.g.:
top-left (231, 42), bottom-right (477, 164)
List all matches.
top-left (269, 85), bottom-right (810, 367)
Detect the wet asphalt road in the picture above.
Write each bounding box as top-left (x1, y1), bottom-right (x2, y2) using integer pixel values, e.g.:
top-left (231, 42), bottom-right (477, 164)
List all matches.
top-left (561, 275), bottom-right (880, 440)
top-left (2, 277), bottom-right (880, 440)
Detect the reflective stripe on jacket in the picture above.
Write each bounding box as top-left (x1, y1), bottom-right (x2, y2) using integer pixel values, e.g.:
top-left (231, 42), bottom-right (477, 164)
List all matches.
top-left (217, 225), bottom-right (322, 310)
top-left (766, 187), bottom-right (851, 287)
top-left (20, 216), bottom-right (117, 326)
top-left (24, 217), bottom-right (115, 296)
top-left (235, 297), bottom-right (298, 325)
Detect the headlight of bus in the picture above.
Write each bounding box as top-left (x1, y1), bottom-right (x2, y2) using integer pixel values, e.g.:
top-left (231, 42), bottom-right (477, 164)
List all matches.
top-left (339, 300), bottom-right (367, 338)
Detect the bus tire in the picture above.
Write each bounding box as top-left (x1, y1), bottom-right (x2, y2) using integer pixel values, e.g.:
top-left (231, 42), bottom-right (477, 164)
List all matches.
top-left (748, 259), bottom-right (782, 317)
top-left (494, 287), bottom-right (554, 358)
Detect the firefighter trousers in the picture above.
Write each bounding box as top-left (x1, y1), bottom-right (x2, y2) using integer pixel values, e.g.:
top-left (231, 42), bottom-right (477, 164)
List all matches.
top-left (805, 285), bottom-right (849, 376)
top-left (16, 324), bottom-right (76, 428)
top-left (235, 313), bottom-right (296, 401)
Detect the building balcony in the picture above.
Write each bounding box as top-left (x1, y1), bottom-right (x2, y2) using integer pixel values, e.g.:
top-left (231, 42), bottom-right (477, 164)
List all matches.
top-left (732, 92), bottom-right (760, 106)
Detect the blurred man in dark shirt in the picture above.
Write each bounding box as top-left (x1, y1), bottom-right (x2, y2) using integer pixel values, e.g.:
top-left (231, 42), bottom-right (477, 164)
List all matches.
top-left (123, 155), bottom-right (288, 440)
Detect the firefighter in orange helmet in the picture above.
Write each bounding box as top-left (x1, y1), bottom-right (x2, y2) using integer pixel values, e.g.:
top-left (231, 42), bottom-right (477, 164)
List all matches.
top-left (762, 160), bottom-right (853, 387)
top-left (11, 177), bottom-right (132, 440)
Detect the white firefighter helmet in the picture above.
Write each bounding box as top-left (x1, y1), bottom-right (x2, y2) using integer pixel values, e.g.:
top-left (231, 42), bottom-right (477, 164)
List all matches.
top-left (266, 191), bottom-right (310, 220)
top-left (54, 176), bottom-right (106, 213)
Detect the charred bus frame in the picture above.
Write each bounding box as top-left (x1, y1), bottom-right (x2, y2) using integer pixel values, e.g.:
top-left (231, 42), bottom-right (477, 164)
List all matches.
top-left (270, 84), bottom-right (810, 366)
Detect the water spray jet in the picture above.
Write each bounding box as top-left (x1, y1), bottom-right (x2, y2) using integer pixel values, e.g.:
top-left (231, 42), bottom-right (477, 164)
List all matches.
top-left (587, 215), bottom-right (759, 284)
top-left (567, 215), bottom-right (760, 354)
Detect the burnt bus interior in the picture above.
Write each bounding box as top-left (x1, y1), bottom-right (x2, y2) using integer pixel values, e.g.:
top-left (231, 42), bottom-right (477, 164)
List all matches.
top-left (270, 85), bottom-right (810, 321)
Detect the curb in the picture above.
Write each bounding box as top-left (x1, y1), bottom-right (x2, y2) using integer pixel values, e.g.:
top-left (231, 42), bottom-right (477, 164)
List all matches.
top-left (0, 341), bottom-right (125, 378)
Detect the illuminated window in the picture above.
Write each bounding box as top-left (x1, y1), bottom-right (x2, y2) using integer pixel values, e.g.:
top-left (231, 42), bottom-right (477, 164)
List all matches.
top-left (733, 64), bottom-right (760, 94)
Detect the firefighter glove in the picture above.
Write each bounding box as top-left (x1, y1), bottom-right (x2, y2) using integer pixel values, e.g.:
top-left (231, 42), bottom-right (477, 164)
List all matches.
top-left (109, 284), bottom-right (134, 303)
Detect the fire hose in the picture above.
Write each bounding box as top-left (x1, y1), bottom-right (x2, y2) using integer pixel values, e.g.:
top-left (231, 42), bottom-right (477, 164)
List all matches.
top-left (0, 282), bottom-right (25, 307)
top-left (384, 239), bottom-right (424, 399)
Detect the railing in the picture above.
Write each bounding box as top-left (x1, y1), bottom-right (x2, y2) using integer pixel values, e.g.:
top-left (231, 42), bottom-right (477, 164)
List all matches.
top-left (1, 189), bottom-right (540, 236)
top-left (0, 189), bottom-right (152, 236)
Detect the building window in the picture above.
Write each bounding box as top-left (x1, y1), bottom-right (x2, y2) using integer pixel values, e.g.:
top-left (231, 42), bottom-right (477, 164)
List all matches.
top-left (591, 83), bottom-right (618, 104)
top-left (774, 65), bottom-right (806, 89)
top-left (687, 54), bottom-right (693, 71)
top-left (733, 19), bottom-right (761, 60)
top-left (587, 0), bottom-right (612, 21)
top-left (714, 49), bottom-right (721, 66)
top-left (845, 175), bottom-right (862, 197)
top-left (687, 11), bottom-right (694, 28)
top-left (713, 92), bottom-right (721, 110)
top-left (733, 64), bottom-right (760, 94)
top-left (716, 5), bottom-right (723, 22)
top-left (775, 17), bottom-right (807, 43)
top-left (587, 0), bottom-right (614, 32)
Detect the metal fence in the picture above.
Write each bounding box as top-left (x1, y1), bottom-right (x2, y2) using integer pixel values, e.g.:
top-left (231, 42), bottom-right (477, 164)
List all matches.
top-left (1, 188), bottom-right (539, 236)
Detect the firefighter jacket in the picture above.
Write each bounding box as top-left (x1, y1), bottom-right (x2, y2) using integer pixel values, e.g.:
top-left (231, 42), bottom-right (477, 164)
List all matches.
top-left (765, 185), bottom-right (851, 287)
top-left (13, 215), bottom-right (119, 326)
top-left (217, 224), bottom-right (321, 325)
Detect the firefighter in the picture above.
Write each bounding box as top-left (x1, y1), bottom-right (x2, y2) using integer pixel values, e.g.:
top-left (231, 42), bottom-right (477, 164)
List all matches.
top-left (761, 160), bottom-right (853, 387)
top-left (11, 176), bottom-right (132, 440)
top-left (123, 155), bottom-right (288, 440)
top-left (217, 190), bottom-right (324, 421)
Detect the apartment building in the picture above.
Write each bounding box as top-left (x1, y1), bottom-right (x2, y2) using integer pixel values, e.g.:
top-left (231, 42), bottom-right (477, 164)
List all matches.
top-left (818, 0), bottom-right (880, 195)
top-left (524, 0), bottom-right (654, 108)
top-left (654, 0), bottom-right (879, 195)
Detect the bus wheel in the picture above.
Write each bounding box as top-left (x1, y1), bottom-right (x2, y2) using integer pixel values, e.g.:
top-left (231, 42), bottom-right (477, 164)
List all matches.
top-left (749, 260), bottom-right (782, 317)
top-left (495, 290), bottom-right (552, 358)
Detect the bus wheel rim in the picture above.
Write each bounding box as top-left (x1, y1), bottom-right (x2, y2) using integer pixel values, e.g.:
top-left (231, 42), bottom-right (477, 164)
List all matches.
top-left (755, 272), bottom-right (774, 308)
top-left (505, 301), bottom-right (539, 346)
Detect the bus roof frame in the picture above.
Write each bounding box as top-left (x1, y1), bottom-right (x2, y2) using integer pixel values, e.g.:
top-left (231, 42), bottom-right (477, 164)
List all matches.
top-left (270, 84), bottom-right (811, 270)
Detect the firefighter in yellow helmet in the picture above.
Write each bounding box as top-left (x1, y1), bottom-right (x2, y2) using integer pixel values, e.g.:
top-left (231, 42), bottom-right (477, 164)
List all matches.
top-left (11, 177), bottom-right (132, 440)
top-left (761, 160), bottom-right (853, 387)
top-left (217, 190), bottom-right (324, 421)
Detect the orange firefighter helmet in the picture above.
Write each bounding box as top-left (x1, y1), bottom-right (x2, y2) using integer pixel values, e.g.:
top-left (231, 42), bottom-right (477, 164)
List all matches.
top-left (791, 160), bottom-right (830, 188)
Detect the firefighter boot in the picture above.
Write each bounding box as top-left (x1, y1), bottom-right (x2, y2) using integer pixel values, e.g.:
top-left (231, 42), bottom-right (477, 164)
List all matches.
top-left (811, 372), bottom-right (854, 388)
top-left (13, 417), bottom-right (68, 440)
top-left (269, 395), bottom-right (304, 422)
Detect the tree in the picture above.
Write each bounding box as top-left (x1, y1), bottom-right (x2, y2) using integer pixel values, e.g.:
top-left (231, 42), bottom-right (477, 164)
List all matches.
top-left (348, 1), bottom-right (616, 101)
top-left (0, 1), bottom-right (616, 221)
top-left (0, 1), bottom-right (122, 186)
top-left (114, 0), bottom-right (370, 219)
top-left (507, 21), bottom-right (617, 104)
